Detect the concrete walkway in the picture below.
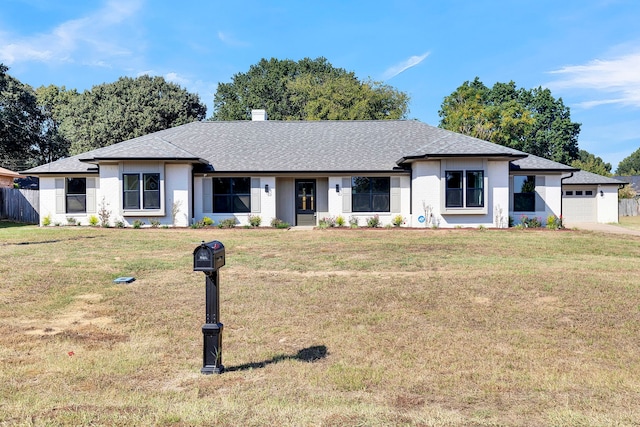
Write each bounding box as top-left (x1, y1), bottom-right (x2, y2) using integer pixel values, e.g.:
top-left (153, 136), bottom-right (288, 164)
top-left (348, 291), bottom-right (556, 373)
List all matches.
top-left (565, 222), bottom-right (640, 236)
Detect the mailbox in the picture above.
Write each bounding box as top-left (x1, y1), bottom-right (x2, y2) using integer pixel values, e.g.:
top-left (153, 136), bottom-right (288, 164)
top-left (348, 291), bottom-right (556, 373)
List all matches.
top-left (193, 240), bottom-right (225, 272)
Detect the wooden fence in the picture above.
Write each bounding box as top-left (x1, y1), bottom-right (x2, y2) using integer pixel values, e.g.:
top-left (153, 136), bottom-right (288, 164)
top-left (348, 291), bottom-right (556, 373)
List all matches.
top-left (0, 188), bottom-right (39, 224)
top-left (619, 198), bottom-right (640, 216)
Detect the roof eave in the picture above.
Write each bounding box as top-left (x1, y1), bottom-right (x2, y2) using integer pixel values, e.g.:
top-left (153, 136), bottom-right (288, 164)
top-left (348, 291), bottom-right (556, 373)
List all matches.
top-left (397, 153), bottom-right (527, 165)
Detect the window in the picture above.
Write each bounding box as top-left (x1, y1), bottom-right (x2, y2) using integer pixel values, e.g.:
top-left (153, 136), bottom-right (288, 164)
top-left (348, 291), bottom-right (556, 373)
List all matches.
top-left (445, 170), bottom-right (484, 208)
top-left (565, 191), bottom-right (573, 196)
top-left (66, 178), bottom-right (86, 213)
top-left (514, 175), bottom-right (535, 212)
top-left (352, 177), bottom-right (390, 212)
top-left (123, 173), bottom-right (160, 210)
top-left (575, 190), bottom-right (583, 196)
top-left (585, 190), bottom-right (593, 196)
top-left (213, 177), bottom-right (250, 213)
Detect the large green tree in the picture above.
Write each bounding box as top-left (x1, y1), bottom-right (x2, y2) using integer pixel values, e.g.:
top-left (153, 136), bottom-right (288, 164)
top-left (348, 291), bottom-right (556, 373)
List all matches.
top-left (616, 147), bottom-right (640, 175)
top-left (211, 57), bottom-right (409, 121)
top-left (570, 149), bottom-right (612, 176)
top-left (0, 64), bottom-right (63, 169)
top-left (438, 78), bottom-right (580, 165)
top-left (52, 75), bottom-right (207, 154)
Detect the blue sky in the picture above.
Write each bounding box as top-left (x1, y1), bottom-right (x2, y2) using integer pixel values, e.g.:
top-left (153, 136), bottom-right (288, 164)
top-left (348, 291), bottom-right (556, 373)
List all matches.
top-left (1, 0), bottom-right (639, 171)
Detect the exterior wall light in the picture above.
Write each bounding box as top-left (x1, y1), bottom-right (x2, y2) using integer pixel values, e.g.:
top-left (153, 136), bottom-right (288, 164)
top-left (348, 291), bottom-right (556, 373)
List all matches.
top-left (335, 184), bottom-right (340, 193)
top-left (265, 184), bottom-right (269, 193)
top-left (600, 190), bottom-right (604, 197)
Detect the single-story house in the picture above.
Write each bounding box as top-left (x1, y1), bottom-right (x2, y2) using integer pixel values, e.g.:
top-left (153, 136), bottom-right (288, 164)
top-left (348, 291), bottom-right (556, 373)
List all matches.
top-left (0, 166), bottom-right (21, 188)
top-left (22, 112), bottom-right (625, 228)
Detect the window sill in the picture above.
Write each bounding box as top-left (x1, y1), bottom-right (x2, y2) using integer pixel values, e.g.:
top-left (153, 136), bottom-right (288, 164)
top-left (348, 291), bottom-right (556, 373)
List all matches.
top-left (123, 210), bottom-right (165, 217)
top-left (442, 207), bottom-right (487, 215)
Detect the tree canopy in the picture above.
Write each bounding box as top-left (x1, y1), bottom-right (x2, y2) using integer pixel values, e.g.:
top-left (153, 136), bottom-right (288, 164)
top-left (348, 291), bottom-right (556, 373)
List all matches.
top-left (438, 78), bottom-right (581, 165)
top-left (0, 64), bottom-right (63, 170)
top-left (616, 147), bottom-right (640, 175)
top-left (51, 76), bottom-right (207, 155)
top-left (211, 57), bottom-right (409, 121)
top-left (570, 149), bottom-right (612, 176)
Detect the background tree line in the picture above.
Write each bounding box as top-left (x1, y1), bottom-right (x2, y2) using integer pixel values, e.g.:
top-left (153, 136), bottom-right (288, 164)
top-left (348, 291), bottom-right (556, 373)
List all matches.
top-left (1, 58), bottom-right (638, 176)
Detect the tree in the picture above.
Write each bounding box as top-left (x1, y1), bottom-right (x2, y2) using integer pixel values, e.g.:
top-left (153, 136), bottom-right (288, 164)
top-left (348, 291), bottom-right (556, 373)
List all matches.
top-left (438, 77), bottom-right (580, 164)
top-left (570, 149), bottom-right (612, 176)
top-left (616, 147), bottom-right (640, 175)
top-left (0, 64), bottom-right (61, 169)
top-left (53, 76), bottom-right (207, 154)
top-left (211, 57), bottom-right (409, 121)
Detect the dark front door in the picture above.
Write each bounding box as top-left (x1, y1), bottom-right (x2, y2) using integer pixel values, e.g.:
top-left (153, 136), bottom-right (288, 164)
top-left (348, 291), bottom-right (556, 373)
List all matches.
top-left (296, 180), bottom-right (316, 226)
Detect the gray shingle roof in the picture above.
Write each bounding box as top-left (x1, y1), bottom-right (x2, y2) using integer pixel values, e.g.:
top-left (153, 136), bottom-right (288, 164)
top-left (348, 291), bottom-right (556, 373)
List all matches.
top-left (24, 120), bottom-right (581, 175)
top-left (510, 154), bottom-right (577, 172)
top-left (563, 170), bottom-right (627, 186)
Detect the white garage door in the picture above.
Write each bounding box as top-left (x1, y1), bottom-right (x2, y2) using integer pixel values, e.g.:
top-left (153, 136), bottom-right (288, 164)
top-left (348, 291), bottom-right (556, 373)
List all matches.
top-left (563, 187), bottom-right (597, 222)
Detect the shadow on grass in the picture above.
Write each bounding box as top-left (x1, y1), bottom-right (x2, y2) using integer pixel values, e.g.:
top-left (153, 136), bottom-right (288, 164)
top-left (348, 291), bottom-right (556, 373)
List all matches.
top-left (226, 345), bottom-right (328, 372)
top-left (0, 220), bottom-right (35, 229)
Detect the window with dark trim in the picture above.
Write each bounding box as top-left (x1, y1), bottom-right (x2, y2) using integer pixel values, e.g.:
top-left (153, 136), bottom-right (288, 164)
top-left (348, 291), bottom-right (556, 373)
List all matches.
top-left (123, 173), bottom-right (160, 210)
top-left (352, 177), bottom-right (390, 212)
top-left (514, 175), bottom-right (535, 212)
top-left (445, 170), bottom-right (484, 208)
top-left (66, 178), bottom-right (86, 213)
top-left (213, 177), bottom-right (251, 213)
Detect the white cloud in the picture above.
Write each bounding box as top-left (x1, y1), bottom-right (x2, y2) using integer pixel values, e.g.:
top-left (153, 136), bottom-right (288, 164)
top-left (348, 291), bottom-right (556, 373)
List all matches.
top-left (0, 0), bottom-right (143, 67)
top-left (547, 51), bottom-right (640, 108)
top-left (165, 72), bottom-right (190, 86)
top-left (217, 31), bottom-right (250, 47)
top-left (381, 52), bottom-right (430, 81)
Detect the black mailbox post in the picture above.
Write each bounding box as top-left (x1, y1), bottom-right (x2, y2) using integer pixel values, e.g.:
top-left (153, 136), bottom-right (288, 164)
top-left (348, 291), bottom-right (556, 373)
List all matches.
top-left (193, 240), bottom-right (225, 374)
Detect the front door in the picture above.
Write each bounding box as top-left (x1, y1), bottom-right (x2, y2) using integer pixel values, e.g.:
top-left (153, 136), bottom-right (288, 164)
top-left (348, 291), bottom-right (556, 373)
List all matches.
top-left (296, 180), bottom-right (316, 226)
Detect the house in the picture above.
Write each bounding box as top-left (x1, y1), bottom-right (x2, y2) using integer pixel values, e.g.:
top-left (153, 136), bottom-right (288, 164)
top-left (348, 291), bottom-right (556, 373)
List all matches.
top-left (0, 166), bottom-right (21, 188)
top-left (22, 113), bottom-right (625, 228)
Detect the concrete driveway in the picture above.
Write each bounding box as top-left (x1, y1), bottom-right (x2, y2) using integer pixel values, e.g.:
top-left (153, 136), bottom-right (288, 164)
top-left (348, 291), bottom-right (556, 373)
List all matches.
top-left (566, 222), bottom-right (640, 236)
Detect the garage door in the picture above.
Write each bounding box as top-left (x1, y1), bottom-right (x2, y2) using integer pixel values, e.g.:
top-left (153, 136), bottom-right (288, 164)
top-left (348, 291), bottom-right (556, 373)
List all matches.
top-left (562, 187), bottom-right (597, 222)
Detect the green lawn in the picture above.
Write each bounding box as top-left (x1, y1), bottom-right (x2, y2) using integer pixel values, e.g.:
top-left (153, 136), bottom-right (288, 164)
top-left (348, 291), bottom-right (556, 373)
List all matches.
top-left (1, 224), bottom-right (639, 426)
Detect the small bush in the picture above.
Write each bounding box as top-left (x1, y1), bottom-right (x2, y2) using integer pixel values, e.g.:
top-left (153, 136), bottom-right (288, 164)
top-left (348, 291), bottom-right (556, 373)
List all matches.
top-left (348, 216), bottom-right (359, 228)
top-left (218, 218), bottom-right (236, 228)
top-left (132, 220), bottom-right (144, 229)
top-left (335, 215), bottom-right (346, 227)
top-left (88, 215), bottom-right (99, 226)
top-left (249, 215), bottom-right (262, 227)
top-left (115, 220), bottom-right (125, 228)
top-left (366, 214), bottom-right (380, 228)
top-left (202, 216), bottom-right (214, 226)
top-left (392, 214), bottom-right (404, 227)
top-left (318, 217), bottom-right (336, 229)
top-left (42, 214), bottom-right (51, 227)
top-left (66, 217), bottom-right (77, 226)
top-left (149, 219), bottom-right (161, 228)
top-left (546, 215), bottom-right (563, 230)
top-left (519, 215), bottom-right (542, 228)
top-left (271, 218), bottom-right (291, 229)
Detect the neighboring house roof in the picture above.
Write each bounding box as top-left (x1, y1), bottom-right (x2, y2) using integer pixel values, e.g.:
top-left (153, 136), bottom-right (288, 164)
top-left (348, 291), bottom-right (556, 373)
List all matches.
top-left (614, 175), bottom-right (640, 191)
top-left (0, 166), bottom-right (22, 178)
top-left (510, 154), bottom-right (578, 173)
top-left (23, 153), bottom-right (99, 174)
top-left (563, 170), bottom-right (627, 186)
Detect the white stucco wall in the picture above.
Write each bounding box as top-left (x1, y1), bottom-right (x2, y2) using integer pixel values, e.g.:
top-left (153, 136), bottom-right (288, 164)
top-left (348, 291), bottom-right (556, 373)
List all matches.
top-left (510, 174), bottom-right (563, 226)
top-left (597, 185), bottom-right (620, 223)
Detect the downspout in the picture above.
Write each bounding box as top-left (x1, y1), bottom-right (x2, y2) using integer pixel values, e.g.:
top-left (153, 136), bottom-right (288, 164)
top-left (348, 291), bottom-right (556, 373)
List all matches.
top-left (560, 172), bottom-right (573, 221)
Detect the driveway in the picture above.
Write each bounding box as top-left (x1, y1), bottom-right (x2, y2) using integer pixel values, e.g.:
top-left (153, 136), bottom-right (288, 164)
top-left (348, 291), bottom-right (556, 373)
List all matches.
top-left (566, 222), bottom-right (640, 236)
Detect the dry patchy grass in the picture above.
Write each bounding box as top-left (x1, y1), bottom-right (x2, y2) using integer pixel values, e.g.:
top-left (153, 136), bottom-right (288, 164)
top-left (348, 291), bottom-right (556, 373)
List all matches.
top-left (619, 215), bottom-right (640, 231)
top-left (1, 224), bottom-right (640, 426)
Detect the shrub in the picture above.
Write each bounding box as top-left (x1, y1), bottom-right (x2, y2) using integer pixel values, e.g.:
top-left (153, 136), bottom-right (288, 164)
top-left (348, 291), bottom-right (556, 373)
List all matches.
top-left (149, 219), bottom-right (161, 228)
top-left (202, 216), bottom-right (214, 226)
top-left (249, 215), bottom-right (262, 227)
top-left (66, 217), bottom-right (77, 226)
top-left (132, 220), bottom-right (144, 229)
top-left (218, 218), bottom-right (236, 228)
top-left (88, 215), bottom-right (99, 226)
top-left (519, 215), bottom-right (542, 228)
top-left (271, 218), bottom-right (291, 229)
top-left (335, 215), bottom-right (346, 227)
top-left (348, 216), bottom-right (359, 228)
top-left (546, 215), bottom-right (563, 230)
top-left (366, 214), bottom-right (380, 228)
top-left (42, 214), bottom-right (51, 227)
top-left (98, 197), bottom-right (111, 227)
top-left (115, 220), bottom-right (125, 228)
top-left (392, 214), bottom-right (404, 227)
top-left (318, 217), bottom-right (336, 229)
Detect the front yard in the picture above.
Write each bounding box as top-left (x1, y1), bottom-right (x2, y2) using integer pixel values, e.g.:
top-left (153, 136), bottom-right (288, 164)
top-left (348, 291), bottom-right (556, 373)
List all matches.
top-left (1, 224), bottom-right (639, 426)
